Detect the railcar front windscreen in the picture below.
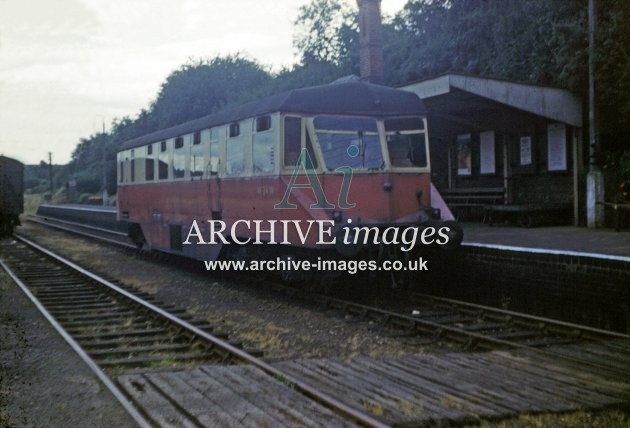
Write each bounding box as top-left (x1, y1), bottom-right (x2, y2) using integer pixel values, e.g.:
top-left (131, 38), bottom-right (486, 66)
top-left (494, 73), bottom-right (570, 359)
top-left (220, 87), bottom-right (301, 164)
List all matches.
top-left (314, 116), bottom-right (383, 171)
top-left (385, 117), bottom-right (428, 168)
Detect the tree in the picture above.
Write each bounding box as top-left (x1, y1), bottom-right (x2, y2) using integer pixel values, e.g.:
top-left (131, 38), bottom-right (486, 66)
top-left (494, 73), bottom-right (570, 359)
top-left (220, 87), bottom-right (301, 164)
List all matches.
top-left (146, 55), bottom-right (272, 130)
top-left (293, 0), bottom-right (358, 69)
top-left (393, 0), bottom-right (628, 153)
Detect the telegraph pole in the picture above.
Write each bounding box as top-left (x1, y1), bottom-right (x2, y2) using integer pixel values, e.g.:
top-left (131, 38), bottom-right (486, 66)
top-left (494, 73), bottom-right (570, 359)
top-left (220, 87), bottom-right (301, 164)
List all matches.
top-left (586, 0), bottom-right (604, 228)
top-left (100, 119), bottom-right (109, 206)
top-left (48, 152), bottom-right (54, 195)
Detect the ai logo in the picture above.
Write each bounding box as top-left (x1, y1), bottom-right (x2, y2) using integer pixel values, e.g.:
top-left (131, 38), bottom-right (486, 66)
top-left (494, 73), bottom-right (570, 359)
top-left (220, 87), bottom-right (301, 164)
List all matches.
top-left (274, 148), bottom-right (355, 209)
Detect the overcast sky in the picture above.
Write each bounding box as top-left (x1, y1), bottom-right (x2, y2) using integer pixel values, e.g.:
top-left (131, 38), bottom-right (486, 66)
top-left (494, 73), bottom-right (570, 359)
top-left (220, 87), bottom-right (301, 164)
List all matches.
top-left (0, 0), bottom-right (407, 165)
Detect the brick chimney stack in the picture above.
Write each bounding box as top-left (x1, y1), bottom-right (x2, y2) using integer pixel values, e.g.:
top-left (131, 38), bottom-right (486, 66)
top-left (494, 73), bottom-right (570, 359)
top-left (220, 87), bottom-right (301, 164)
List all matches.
top-left (357, 0), bottom-right (384, 83)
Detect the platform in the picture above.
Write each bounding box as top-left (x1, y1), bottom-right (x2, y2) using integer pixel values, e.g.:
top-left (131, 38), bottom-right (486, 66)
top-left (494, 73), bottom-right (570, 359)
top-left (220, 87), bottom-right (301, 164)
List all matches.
top-left (463, 223), bottom-right (630, 259)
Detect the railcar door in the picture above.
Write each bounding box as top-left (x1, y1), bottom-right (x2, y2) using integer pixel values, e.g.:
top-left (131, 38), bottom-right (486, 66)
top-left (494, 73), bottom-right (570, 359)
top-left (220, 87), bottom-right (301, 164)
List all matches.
top-left (207, 156), bottom-right (222, 219)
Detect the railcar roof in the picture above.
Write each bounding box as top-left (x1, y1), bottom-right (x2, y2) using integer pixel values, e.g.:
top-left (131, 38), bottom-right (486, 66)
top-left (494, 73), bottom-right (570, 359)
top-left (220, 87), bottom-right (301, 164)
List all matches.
top-left (119, 81), bottom-right (427, 151)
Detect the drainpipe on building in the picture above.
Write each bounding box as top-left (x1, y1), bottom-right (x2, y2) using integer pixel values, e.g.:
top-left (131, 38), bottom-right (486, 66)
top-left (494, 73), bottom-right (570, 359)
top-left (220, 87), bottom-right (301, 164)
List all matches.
top-left (586, 0), bottom-right (605, 228)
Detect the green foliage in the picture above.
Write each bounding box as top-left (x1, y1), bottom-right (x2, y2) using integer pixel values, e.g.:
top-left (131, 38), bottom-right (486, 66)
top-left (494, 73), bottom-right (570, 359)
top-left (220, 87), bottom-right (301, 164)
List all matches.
top-left (50, 54), bottom-right (272, 199)
top-left (595, 0), bottom-right (630, 148)
top-left (147, 55), bottom-right (273, 129)
top-left (293, 0), bottom-right (358, 66)
top-left (54, 0), bottom-right (627, 200)
top-left (391, 0), bottom-right (587, 87)
top-left (392, 0), bottom-right (628, 151)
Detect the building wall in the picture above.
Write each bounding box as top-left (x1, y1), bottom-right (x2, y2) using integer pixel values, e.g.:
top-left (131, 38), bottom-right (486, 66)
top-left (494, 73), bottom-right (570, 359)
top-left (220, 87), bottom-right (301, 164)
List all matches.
top-left (428, 112), bottom-right (576, 211)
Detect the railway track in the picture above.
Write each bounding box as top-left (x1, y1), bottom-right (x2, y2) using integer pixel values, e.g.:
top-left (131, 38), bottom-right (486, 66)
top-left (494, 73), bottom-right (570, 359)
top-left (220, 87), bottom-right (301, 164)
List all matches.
top-left (25, 214), bottom-right (630, 366)
top-left (0, 235), bottom-right (387, 427)
top-left (26, 214), bottom-right (137, 249)
top-left (305, 290), bottom-right (630, 378)
top-left (9, 216), bottom-right (630, 425)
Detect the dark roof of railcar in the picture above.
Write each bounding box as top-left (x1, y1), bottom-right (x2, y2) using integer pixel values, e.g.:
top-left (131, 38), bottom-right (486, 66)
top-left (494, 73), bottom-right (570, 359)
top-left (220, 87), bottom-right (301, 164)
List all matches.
top-left (120, 81), bottom-right (427, 151)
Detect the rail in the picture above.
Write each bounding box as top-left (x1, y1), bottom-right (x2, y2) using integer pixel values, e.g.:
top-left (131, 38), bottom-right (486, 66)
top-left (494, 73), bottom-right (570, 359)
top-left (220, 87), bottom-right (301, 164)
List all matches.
top-left (1, 234), bottom-right (387, 427)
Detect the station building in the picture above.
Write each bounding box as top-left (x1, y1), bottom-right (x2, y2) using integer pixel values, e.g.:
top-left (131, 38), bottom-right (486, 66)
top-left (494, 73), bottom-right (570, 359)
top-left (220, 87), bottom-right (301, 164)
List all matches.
top-left (402, 74), bottom-right (583, 227)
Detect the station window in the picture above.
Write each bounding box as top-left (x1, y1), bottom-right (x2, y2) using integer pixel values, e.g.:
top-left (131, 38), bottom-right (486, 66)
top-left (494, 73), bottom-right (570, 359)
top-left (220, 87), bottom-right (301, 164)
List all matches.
top-left (160, 141), bottom-right (167, 152)
top-left (193, 131), bottom-right (201, 145)
top-left (229, 123), bottom-right (240, 138)
top-left (255, 116), bottom-right (271, 132)
top-left (175, 137), bottom-right (184, 149)
top-left (147, 144), bottom-right (153, 155)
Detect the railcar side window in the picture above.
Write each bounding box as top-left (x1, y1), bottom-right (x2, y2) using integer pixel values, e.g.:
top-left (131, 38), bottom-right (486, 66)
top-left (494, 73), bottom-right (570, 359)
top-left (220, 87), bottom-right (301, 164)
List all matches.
top-left (385, 118), bottom-right (428, 168)
top-left (145, 144), bottom-right (154, 181)
top-left (229, 123), bottom-right (240, 138)
top-left (173, 136), bottom-right (186, 179)
top-left (283, 117), bottom-right (301, 167)
top-left (209, 128), bottom-right (220, 174)
top-left (122, 153), bottom-right (131, 184)
top-left (145, 159), bottom-right (154, 181)
top-left (314, 116), bottom-right (382, 171)
top-left (130, 149), bottom-right (135, 182)
top-left (158, 140), bottom-right (168, 180)
top-left (253, 116), bottom-right (275, 174)
top-left (226, 125), bottom-right (244, 176)
top-left (255, 116), bottom-right (271, 132)
top-left (190, 132), bottom-right (205, 178)
top-left (305, 132), bottom-right (318, 169)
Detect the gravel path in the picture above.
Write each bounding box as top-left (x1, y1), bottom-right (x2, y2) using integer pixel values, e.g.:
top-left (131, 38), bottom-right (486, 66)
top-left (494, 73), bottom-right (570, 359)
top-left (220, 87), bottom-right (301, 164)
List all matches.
top-left (0, 248), bottom-right (134, 427)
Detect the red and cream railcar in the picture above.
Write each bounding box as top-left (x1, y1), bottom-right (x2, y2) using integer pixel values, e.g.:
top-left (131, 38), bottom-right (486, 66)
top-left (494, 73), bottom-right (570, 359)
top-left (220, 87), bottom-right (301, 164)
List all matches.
top-left (116, 80), bottom-right (459, 261)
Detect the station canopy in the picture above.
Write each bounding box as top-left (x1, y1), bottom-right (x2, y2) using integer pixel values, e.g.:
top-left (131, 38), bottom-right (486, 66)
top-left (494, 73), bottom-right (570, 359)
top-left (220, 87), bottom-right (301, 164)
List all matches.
top-left (402, 73), bottom-right (582, 131)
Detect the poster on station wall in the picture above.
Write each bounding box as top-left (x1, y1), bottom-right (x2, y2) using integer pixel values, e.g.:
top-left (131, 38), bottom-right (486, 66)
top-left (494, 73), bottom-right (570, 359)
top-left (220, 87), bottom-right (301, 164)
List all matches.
top-left (456, 133), bottom-right (472, 176)
top-left (479, 131), bottom-right (496, 174)
top-left (547, 123), bottom-right (567, 171)
top-left (519, 136), bottom-right (532, 166)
